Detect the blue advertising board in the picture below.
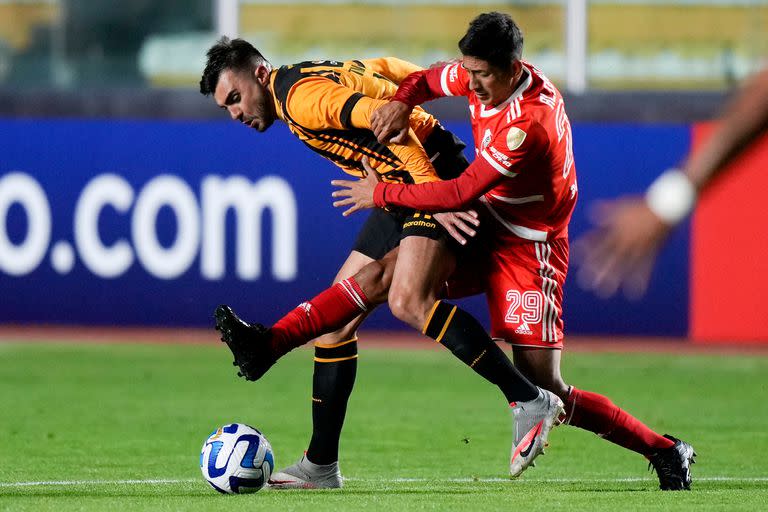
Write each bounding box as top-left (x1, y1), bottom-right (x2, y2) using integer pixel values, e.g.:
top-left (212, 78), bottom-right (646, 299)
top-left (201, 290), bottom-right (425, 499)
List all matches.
top-left (0, 119), bottom-right (689, 335)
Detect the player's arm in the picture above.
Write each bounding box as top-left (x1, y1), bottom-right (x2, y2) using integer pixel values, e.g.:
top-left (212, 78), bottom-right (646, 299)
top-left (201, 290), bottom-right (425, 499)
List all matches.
top-left (680, 67), bottom-right (768, 196)
top-left (644, 68), bottom-right (768, 226)
top-left (333, 122), bottom-right (544, 214)
top-left (574, 68), bottom-right (768, 298)
top-left (331, 156), bottom-right (500, 215)
top-left (287, 76), bottom-right (438, 183)
top-left (376, 157), bottom-right (500, 210)
top-left (290, 76), bottom-right (479, 240)
top-left (372, 63), bottom-right (468, 144)
top-left (359, 57), bottom-right (423, 84)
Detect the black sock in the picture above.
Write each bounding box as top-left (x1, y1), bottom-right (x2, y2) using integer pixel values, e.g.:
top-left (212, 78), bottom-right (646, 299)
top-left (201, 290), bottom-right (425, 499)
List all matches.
top-left (305, 338), bottom-right (358, 465)
top-left (423, 301), bottom-right (538, 403)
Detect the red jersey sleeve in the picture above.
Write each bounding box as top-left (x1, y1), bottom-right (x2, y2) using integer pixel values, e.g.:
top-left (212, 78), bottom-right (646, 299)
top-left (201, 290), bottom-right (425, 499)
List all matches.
top-left (372, 119), bottom-right (547, 211)
top-left (392, 62), bottom-right (470, 106)
top-left (373, 157), bottom-right (500, 211)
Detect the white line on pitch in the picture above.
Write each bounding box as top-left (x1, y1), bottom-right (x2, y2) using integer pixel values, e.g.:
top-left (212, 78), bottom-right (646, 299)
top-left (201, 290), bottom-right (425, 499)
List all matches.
top-left (0, 478), bottom-right (197, 488)
top-left (1, 476), bottom-right (767, 488)
top-left (348, 477), bottom-right (768, 484)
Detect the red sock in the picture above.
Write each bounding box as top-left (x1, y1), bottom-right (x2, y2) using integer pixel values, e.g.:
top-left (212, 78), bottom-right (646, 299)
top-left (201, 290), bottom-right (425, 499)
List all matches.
top-left (564, 387), bottom-right (675, 456)
top-left (270, 278), bottom-right (369, 356)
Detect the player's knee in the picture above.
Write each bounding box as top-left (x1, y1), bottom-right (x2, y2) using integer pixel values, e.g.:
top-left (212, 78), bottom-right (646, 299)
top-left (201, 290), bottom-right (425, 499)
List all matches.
top-left (388, 287), bottom-right (429, 328)
top-left (388, 288), bottom-right (405, 319)
top-left (354, 259), bottom-right (391, 304)
top-left (388, 293), bottom-right (414, 326)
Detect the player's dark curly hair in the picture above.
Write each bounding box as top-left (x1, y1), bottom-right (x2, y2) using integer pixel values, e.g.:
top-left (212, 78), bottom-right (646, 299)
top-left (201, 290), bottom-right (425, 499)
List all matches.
top-left (199, 37), bottom-right (271, 95)
top-left (458, 12), bottom-right (524, 69)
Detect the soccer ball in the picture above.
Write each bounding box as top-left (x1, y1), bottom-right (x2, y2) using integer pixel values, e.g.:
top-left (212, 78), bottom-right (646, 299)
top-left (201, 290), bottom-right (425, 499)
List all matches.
top-left (200, 423), bottom-right (274, 494)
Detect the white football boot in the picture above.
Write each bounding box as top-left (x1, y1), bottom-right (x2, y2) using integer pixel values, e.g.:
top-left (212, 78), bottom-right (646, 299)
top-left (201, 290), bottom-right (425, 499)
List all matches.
top-left (509, 388), bottom-right (565, 478)
top-left (268, 455), bottom-right (343, 489)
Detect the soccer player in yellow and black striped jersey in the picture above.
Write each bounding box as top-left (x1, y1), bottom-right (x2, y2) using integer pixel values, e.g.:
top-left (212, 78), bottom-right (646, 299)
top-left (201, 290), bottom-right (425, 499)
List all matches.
top-left (201, 38), bottom-right (549, 488)
top-left (270, 58), bottom-right (444, 184)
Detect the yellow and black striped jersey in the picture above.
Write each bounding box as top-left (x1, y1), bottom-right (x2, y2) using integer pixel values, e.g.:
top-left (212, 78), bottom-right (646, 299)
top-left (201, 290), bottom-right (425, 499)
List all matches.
top-left (269, 58), bottom-right (440, 184)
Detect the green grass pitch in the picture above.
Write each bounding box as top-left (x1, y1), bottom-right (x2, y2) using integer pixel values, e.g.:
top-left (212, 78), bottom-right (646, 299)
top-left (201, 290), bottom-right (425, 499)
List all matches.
top-left (1, 339), bottom-right (767, 511)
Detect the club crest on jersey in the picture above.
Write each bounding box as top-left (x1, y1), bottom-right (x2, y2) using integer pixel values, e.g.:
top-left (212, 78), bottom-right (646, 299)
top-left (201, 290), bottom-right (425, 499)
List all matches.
top-left (506, 127), bottom-right (527, 151)
top-left (481, 129), bottom-right (492, 150)
top-left (449, 64), bottom-right (459, 83)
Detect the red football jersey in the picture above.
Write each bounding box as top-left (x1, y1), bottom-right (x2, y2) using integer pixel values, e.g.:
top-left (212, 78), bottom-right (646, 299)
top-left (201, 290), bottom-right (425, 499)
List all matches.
top-left (374, 61), bottom-right (578, 242)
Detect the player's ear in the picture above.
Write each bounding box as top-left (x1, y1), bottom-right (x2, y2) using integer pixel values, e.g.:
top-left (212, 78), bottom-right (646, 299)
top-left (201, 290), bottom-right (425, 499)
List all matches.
top-left (255, 65), bottom-right (270, 85)
top-left (510, 59), bottom-right (522, 84)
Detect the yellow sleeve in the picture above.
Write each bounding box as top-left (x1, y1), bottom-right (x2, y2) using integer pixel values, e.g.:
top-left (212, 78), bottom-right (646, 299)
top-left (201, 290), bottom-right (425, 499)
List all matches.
top-left (349, 96), bottom-right (438, 184)
top-left (285, 76), bottom-right (359, 130)
top-left (360, 57), bottom-right (423, 85)
top-left (286, 75), bottom-right (439, 184)
top-left (348, 94), bottom-right (384, 130)
top-left (387, 131), bottom-right (440, 184)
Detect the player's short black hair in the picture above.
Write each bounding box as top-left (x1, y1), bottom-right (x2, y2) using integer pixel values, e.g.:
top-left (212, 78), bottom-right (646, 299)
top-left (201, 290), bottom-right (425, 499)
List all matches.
top-left (458, 12), bottom-right (524, 69)
top-left (199, 37), bottom-right (271, 95)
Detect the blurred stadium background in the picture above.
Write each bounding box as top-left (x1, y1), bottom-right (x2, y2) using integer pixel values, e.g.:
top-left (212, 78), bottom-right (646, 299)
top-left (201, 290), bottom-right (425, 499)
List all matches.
top-left (1, 0), bottom-right (766, 341)
top-left (1, 1), bottom-right (768, 508)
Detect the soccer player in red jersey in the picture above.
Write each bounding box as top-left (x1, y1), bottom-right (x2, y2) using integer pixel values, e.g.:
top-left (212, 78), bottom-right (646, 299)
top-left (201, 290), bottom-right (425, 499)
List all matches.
top-left (201, 37), bottom-right (564, 487)
top-left (333, 12), bottom-right (696, 490)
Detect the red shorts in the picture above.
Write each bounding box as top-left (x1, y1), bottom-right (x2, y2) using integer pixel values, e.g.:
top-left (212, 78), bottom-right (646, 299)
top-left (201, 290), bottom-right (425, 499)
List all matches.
top-left (446, 237), bottom-right (569, 349)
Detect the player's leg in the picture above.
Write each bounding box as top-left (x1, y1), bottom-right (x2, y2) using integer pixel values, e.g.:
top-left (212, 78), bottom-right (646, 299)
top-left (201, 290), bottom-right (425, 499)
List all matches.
top-left (305, 252), bottom-right (370, 468)
top-left (512, 346), bottom-right (675, 454)
top-left (387, 222), bottom-right (563, 478)
top-left (512, 346), bottom-right (696, 491)
top-left (214, 254), bottom-right (390, 381)
top-left (497, 237), bottom-right (694, 489)
top-left (215, 213), bottom-right (399, 381)
top-left (389, 233), bottom-right (540, 405)
top-left (386, 127), bottom-right (547, 405)
top-left (270, 251), bottom-right (373, 489)
top-left (215, 126), bottom-right (467, 380)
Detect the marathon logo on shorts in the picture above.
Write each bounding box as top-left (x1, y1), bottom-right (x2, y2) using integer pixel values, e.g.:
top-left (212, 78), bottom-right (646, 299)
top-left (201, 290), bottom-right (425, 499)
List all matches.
top-left (515, 322), bottom-right (533, 335)
top-left (403, 219), bottom-right (437, 230)
top-left (402, 212), bottom-right (443, 241)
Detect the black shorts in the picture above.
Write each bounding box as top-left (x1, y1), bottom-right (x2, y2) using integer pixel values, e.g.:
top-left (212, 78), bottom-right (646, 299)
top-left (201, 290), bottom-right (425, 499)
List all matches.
top-left (351, 125), bottom-right (470, 259)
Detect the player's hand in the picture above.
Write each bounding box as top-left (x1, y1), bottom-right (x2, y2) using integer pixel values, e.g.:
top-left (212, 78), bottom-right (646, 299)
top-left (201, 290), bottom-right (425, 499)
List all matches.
top-left (371, 101), bottom-right (412, 145)
top-left (433, 210), bottom-right (480, 245)
top-left (331, 157), bottom-right (381, 216)
top-left (572, 196), bottom-right (673, 299)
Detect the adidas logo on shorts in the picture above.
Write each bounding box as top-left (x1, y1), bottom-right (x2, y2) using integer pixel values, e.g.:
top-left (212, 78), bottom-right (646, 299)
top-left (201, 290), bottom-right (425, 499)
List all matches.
top-left (515, 322), bottom-right (533, 335)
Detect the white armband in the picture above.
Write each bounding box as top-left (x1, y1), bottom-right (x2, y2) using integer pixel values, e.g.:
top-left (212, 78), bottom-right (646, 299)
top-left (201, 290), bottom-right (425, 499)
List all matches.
top-left (645, 168), bottom-right (696, 225)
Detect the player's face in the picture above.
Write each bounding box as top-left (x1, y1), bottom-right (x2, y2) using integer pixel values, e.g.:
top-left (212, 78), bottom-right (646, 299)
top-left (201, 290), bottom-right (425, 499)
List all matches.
top-left (214, 66), bottom-right (276, 132)
top-left (461, 55), bottom-right (521, 107)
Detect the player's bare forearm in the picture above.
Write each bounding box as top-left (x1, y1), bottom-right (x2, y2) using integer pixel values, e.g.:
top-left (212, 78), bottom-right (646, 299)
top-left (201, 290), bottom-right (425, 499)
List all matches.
top-left (685, 68), bottom-right (768, 191)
